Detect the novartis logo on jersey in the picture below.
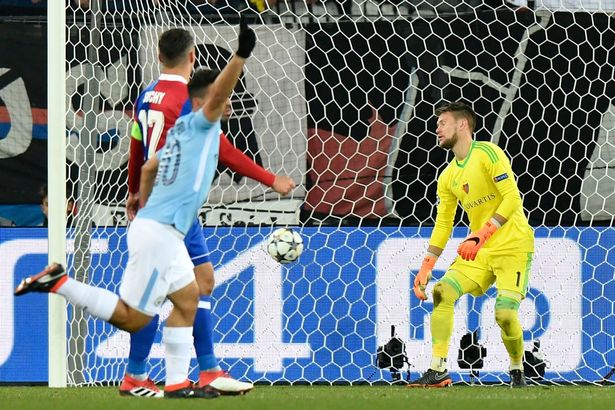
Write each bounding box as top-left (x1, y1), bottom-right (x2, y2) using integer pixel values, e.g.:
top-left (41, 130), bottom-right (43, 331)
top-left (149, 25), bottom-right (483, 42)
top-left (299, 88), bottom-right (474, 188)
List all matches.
top-left (462, 193), bottom-right (496, 211)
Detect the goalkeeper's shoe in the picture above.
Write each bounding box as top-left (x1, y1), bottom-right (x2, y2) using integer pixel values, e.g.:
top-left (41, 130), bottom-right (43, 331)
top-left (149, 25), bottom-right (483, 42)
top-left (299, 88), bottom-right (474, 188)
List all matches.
top-left (509, 369), bottom-right (527, 388)
top-left (164, 380), bottom-right (219, 399)
top-left (14, 263), bottom-right (67, 296)
top-left (119, 375), bottom-right (163, 398)
top-left (407, 369), bottom-right (452, 388)
top-left (198, 370), bottom-right (253, 395)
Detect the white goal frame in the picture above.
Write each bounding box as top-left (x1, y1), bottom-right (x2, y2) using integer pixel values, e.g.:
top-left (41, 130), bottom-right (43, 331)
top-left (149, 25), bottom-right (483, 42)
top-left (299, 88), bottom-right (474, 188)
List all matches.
top-left (47, 4), bottom-right (67, 388)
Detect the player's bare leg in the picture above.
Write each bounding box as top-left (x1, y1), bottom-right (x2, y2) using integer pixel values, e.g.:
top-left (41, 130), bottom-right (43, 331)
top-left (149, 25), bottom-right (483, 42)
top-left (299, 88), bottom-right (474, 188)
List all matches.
top-left (17, 264), bottom-right (163, 396)
top-left (15, 263), bottom-right (152, 332)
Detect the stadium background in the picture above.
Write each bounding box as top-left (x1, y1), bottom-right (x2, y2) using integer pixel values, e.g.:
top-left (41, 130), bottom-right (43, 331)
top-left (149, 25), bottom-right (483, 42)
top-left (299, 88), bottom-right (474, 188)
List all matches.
top-left (0, 2), bottom-right (614, 385)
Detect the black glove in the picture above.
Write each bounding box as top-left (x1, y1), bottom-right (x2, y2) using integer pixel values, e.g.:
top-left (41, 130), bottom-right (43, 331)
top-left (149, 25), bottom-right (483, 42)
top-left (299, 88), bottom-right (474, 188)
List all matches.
top-left (236, 15), bottom-right (256, 59)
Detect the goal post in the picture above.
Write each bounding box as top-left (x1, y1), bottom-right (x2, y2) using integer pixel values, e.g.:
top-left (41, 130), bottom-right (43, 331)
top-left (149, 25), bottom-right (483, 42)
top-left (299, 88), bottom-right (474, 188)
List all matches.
top-left (54, 1), bottom-right (615, 386)
top-left (47, 2), bottom-right (67, 388)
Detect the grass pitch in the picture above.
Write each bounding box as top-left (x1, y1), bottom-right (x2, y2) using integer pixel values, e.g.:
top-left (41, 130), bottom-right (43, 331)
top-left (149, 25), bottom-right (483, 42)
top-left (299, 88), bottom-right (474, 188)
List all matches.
top-left (1, 385), bottom-right (614, 410)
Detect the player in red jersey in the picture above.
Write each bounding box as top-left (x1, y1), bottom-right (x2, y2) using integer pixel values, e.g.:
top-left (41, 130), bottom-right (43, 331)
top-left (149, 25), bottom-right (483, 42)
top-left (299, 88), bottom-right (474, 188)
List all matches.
top-left (120, 28), bottom-right (295, 398)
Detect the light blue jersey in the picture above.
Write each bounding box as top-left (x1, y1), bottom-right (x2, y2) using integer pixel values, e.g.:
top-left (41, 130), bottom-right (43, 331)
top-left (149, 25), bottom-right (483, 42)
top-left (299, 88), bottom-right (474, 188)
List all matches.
top-left (137, 109), bottom-right (221, 235)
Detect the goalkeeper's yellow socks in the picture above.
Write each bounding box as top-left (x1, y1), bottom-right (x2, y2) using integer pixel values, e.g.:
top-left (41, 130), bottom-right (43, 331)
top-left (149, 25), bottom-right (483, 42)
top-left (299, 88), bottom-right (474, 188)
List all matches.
top-left (430, 281), bottom-right (459, 360)
top-left (495, 304), bottom-right (524, 370)
top-left (430, 357), bottom-right (448, 372)
top-left (509, 357), bottom-right (524, 371)
top-left (502, 331), bottom-right (524, 370)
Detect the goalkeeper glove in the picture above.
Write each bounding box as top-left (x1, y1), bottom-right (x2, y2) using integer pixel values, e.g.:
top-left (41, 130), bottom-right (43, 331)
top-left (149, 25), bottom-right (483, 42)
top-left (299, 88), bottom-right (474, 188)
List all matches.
top-left (413, 255), bottom-right (436, 301)
top-left (236, 15), bottom-right (256, 59)
top-left (457, 219), bottom-right (499, 261)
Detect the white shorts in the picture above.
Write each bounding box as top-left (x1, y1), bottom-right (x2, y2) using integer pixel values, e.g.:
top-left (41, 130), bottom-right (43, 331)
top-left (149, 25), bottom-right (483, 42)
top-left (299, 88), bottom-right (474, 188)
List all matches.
top-left (119, 218), bottom-right (195, 316)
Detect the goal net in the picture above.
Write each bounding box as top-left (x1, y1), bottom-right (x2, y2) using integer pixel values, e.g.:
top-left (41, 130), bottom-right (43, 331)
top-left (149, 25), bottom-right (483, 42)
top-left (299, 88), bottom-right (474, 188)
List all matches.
top-left (60, 0), bottom-right (615, 386)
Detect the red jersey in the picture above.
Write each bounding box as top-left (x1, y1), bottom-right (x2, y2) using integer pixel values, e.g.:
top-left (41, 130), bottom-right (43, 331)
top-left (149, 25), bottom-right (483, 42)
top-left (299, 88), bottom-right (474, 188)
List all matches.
top-left (128, 74), bottom-right (274, 194)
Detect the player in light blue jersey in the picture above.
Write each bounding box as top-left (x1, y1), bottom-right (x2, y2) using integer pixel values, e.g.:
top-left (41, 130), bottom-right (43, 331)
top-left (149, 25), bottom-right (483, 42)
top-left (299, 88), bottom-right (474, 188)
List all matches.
top-left (122, 28), bottom-right (291, 398)
top-left (136, 70), bottom-right (223, 236)
top-left (14, 17), bottom-right (257, 399)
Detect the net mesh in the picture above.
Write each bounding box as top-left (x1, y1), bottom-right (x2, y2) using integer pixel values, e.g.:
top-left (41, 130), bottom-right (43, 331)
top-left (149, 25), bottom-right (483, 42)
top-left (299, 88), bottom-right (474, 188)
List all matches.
top-left (62, 1), bottom-right (615, 385)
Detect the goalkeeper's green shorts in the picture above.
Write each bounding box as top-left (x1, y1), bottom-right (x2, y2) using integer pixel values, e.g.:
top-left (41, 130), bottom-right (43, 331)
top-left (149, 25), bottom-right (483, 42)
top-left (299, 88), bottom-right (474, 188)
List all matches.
top-left (443, 251), bottom-right (533, 298)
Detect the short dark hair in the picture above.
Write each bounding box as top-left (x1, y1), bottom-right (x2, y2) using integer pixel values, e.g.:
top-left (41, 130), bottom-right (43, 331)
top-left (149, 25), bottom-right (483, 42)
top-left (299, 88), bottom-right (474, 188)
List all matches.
top-left (435, 101), bottom-right (477, 132)
top-left (188, 68), bottom-right (220, 99)
top-left (158, 29), bottom-right (194, 68)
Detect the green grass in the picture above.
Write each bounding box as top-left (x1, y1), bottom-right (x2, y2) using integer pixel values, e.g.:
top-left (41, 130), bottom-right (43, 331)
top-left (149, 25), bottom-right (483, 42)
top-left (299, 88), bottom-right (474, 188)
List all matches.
top-left (1, 385), bottom-right (614, 410)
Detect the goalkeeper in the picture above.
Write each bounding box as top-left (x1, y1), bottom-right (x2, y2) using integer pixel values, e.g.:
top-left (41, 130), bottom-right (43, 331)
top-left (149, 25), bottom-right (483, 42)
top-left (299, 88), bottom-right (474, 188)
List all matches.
top-left (409, 101), bottom-right (534, 388)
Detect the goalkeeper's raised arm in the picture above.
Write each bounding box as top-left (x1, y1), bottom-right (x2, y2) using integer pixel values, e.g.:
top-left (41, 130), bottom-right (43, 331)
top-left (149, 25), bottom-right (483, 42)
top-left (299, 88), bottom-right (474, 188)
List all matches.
top-left (409, 101), bottom-right (534, 389)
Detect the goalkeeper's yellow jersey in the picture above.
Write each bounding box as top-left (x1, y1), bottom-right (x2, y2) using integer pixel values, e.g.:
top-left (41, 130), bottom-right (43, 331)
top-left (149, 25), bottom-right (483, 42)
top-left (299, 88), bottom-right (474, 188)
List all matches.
top-left (429, 141), bottom-right (534, 253)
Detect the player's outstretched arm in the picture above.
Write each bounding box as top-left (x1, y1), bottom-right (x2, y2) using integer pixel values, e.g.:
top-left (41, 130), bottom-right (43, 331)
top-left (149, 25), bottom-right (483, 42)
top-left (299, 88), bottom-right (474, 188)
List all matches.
top-left (203, 16), bottom-right (256, 122)
top-left (218, 133), bottom-right (296, 195)
top-left (271, 175), bottom-right (295, 196)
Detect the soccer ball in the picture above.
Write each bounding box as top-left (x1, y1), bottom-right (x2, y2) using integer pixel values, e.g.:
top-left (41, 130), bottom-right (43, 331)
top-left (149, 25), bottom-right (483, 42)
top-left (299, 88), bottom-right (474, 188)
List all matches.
top-left (267, 228), bottom-right (303, 264)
